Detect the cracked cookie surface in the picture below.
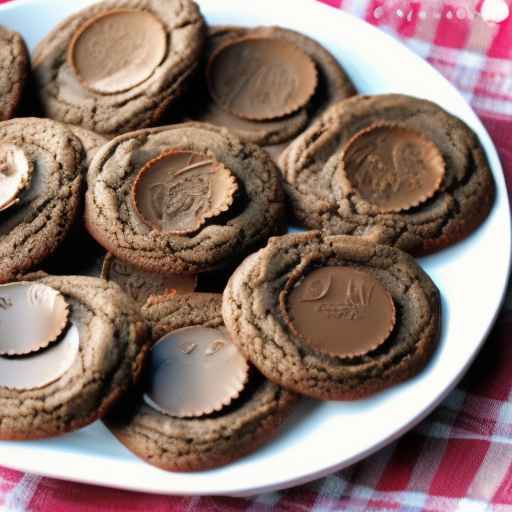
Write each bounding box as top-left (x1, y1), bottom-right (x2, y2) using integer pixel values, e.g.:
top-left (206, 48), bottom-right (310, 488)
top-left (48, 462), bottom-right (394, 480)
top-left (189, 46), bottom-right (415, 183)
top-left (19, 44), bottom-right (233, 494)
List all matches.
top-left (0, 26), bottom-right (29, 121)
top-left (33, 0), bottom-right (205, 136)
top-left (84, 123), bottom-right (287, 274)
top-left (0, 275), bottom-right (150, 440)
top-left (105, 293), bottom-right (296, 472)
top-left (0, 118), bottom-right (84, 283)
top-left (280, 94), bottom-right (495, 255)
top-left (222, 232), bottom-right (441, 400)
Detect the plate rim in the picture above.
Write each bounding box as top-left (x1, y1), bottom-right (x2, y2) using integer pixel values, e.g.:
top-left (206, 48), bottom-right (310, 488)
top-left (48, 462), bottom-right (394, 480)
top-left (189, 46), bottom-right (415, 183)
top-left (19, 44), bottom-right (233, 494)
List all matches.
top-left (0, 0), bottom-right (510, 497)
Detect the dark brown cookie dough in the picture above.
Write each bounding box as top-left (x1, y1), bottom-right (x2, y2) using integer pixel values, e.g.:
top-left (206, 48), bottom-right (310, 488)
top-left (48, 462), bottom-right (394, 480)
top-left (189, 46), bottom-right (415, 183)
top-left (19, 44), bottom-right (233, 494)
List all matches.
top-left (33, 0), bottom-right (205, 136)
top-left (84, 123), bottom-right (286, 274)
top-left (0, 26), bottom-right (29, 121)
top-left (39, 126), bottom-right (107, 279)
top-left (66, 125), bottom-right (108, 168)
top-left (0, 118), bottom-right (83, 283)
top-left (0, 274), bottom-right (150, 440)
top-left (101, 252), bottom-right (197, 306)
top-left (280, 94), bottom-right (495, 255)
top-left (222, 231), bottom-right (441, 400)
top-left (105, 293), bottom-right (296, 472)
top-left (185, 25), bottom-right (355, 157)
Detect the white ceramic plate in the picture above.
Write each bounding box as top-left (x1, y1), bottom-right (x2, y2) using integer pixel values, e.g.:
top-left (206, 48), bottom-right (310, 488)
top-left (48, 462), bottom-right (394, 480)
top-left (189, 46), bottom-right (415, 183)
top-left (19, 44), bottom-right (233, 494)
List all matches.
top-left (0, 0), bottom-right (510, 497)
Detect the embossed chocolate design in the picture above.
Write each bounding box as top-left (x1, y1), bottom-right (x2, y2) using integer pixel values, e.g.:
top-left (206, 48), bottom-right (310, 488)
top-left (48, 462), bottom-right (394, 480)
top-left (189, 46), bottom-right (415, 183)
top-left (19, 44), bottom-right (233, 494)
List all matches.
top-left (0, 323), bottom-right (80, 390)
top-left (0, 143), bottom-right (32, 212)
top-left (143, 326), bottom-right (249, 418)
top-left (68, 9), bottom-right (167, 95)
top-left (132, 150), bottom-right (238, 234)
top-left (340, 123), bottom-right (445, 213)
top-left (102, 253), bottom-right (197, 305)
top-left (0, 282), bottom-right (70, 356)
top-left (207, 37), bottom-right (318, 121)
top-left (284, 266), bottom-right (396, 358)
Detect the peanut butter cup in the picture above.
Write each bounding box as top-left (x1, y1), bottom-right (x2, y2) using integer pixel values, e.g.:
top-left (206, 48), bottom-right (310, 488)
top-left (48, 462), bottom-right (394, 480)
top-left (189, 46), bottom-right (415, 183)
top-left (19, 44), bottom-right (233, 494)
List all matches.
top-left (68, 9), bottom-right (167, 95)
top-left (0, 143), bottom-right (32, 212)
top-left (340, 123), bottom-right (445, 213)
top-left (144, 326), bottom-right (249, 418)
top-left (207, 37), bottom-right (317, 121)
top-left (132, 150), bottom-right (238, 235)
top-left (0, 282), bottom-right (69, 355)
top-left (0, 324), bottom-right (79, 391)
top-left (283, 266), bottom-right (396, 358)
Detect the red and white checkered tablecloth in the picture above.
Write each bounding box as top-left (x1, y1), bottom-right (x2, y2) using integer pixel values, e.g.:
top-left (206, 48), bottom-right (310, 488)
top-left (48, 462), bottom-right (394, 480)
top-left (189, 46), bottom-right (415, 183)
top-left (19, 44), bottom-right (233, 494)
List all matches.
top-left (2, 1), bottom-right (512, 510)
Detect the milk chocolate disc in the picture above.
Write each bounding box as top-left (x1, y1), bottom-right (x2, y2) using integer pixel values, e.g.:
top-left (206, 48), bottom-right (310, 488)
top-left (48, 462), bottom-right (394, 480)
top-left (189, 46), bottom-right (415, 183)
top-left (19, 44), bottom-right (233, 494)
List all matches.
top-left (132, 150), bottom-right (238, 234)
top-left (207, 37), bottom-right (318, 121)
top-left (0, 323), bottom-right (80, 390)
top-left (283, 266), bottom-right (396, 358)
top-left (143, 326), bottom-right (249, 418)
top-left (102, 253), bottom-right (197, 305)
top-left (340, 123), bottom-right (445, 213)
top-left (68, 9), bottom-right (167, 95)
top-left (0, 282), bottom-right (70, 356)
top-left (0, 144), bottom-right (33, 212)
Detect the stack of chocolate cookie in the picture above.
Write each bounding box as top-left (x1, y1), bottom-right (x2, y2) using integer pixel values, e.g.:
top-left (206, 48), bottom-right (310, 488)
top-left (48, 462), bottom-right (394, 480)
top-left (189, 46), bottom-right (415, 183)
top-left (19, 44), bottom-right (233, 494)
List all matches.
top-left (0, 0), bottom-right (495, 472)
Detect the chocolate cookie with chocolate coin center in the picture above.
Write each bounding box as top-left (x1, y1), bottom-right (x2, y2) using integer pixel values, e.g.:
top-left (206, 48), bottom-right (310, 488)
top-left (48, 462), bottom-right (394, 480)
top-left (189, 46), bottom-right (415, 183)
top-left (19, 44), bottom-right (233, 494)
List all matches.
top-left (0, 275), bottom-right (150, 440)
top-left (33, 0), bottom-right (205, 136)
top-left (85, 123), bottom-right (286, 274)
top-left (280, 94), bottom-right (495, 255)
top-left (186, 25), bottom-right (355, 157)
top-left (222, 231), bottom-right (441, 400)
top-left (105, 293), bottom-right (296, 472)
top-left (0, 118), bottom-right (83, 283)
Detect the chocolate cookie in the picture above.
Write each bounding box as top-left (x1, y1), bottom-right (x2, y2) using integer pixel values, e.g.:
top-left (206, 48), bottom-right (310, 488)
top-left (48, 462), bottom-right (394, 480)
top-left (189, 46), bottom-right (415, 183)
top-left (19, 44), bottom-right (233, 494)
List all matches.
top-left (280, 94), bottom-right (495, 255)
top-left (33, 126), bottom-right (106, 278)
top-left (222, 231), bottom-right (441, 400)
top-left (33, 0), bottom-right (205, 136)
top-left (0, 118), bottom-right (83, 283)
top-left (0, 26), bottom-right (29, 121)
top-left (0, 275), bottom-right (149, 440)
top-left (85, 123), bottom-right (286, 274)
top-left (186, 26), bottom-right (355, 158)
top-left (101, 253), bottom-right (197, 306)
top-left (66, 125), bottom-right (108, 167)
top-left (105, 292), bottom-right (296, 471)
